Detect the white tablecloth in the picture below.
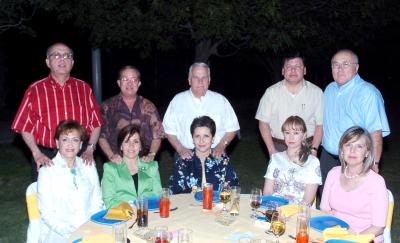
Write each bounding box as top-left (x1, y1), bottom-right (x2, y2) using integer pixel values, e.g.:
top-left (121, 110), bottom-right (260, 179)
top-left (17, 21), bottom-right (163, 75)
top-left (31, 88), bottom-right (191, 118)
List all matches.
top-left (69, 194), bottom-right (324, 243)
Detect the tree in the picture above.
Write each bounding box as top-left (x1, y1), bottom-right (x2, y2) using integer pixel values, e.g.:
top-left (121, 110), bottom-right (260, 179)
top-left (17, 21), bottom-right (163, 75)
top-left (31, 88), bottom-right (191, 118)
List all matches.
top-left (43, 0), bottom-right (399, 71)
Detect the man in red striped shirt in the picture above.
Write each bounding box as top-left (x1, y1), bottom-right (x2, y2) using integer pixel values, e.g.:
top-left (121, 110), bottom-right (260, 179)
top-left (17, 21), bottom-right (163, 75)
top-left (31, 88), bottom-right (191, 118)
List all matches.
top-left (11, 42), bottom-right (103, 178)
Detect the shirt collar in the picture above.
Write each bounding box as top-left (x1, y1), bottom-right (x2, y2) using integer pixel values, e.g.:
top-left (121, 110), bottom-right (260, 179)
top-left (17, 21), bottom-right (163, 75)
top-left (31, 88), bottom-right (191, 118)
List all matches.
top-left (189, 88), bottom-right (208, 101)
top-left (48, 74), bottom-right (72, 87)
top-left (334, 74), bottom-right (361, 92)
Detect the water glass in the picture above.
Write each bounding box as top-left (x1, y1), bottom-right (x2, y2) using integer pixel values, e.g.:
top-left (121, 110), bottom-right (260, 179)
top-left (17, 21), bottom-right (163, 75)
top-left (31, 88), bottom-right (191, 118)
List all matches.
top-left (229, 186), bottom-right (241, 216)
top-left (178, 227), bottom-right (193, 243)
top-left (113, 221), bottom-right (127, 243)
top-left (136, 196), bottom-right (149, 227)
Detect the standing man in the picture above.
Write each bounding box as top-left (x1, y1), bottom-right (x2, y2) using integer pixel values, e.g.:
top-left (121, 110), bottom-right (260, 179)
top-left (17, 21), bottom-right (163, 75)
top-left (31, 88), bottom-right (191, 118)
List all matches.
top-left (11, 42), bottom-right (103, 179)
top-left (321, 49), bottom-right (390, 191)
top-left (256, 53), bottom-right (324, 157)
top-left (163, 62), bottom-right (240, 159)
top-left (98, 65), bottom-right (164, 163)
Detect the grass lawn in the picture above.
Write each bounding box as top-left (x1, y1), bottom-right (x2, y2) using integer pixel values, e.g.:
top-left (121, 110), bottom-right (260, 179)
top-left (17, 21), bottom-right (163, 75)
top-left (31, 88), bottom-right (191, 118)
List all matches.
top-left (0, 101), bottom-right (398, 242)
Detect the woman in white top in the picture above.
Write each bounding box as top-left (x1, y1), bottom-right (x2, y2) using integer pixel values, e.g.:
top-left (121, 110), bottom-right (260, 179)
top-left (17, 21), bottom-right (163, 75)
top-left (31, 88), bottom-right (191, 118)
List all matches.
top-left (263, 116), bottom-right (322, 205)
top-left (37, 120), bottom-right (103, 243)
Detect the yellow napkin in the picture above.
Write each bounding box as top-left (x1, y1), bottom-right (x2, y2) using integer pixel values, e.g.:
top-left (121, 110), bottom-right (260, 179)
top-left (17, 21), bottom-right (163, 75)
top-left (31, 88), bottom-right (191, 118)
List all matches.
top-left (323, 227), bottom-right (375, 243)
top-left (103, 201), bottom-right (135, 220)
top-left (278, 204), bottom-right (300, 217)
top-left (81, 234), bottom-right (114, 243)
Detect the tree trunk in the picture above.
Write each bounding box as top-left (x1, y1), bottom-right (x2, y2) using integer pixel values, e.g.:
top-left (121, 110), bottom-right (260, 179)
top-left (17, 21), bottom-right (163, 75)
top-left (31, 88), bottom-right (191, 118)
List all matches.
top-left (194, 40), bottom-right (213, 63)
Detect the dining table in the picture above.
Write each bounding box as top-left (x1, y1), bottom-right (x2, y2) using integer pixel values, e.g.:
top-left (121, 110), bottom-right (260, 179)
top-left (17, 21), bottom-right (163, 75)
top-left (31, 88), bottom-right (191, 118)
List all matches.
top-left (68, 194), bottom-right (326, 243)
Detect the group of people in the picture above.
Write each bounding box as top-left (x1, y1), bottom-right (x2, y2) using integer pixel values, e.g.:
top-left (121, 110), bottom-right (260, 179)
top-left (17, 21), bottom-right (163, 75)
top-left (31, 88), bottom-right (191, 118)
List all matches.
top-left (13, 42), bottom-right (390, 242)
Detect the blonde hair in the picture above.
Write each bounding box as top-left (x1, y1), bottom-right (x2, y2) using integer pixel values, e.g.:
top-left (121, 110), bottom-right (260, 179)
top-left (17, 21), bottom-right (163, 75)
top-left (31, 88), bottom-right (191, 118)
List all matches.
top-left (338, 126), bottom-right (374, 175)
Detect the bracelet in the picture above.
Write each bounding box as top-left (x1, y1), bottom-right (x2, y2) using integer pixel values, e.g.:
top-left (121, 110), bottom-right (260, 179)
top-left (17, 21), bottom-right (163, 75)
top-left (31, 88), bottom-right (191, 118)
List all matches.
top-left (374, 161), bottom-right (379, 165)
top-left (311, 147), bottom-right (318, 151)
top-left (149, 152), bottom-right (156, 157)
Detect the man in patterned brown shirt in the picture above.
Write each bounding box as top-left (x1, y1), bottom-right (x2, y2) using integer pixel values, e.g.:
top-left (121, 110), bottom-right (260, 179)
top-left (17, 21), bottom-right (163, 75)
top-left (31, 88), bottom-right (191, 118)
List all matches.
top-left (99, 65), bottom-right (164, 163)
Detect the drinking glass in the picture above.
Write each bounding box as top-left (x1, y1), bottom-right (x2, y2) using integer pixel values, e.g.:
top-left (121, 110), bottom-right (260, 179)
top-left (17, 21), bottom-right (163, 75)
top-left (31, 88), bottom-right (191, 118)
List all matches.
top-left (249, 188), bottom-right (262, 219)
top-left (296, 204), bottom-right (310, 243)
top-left (113, 222), bottom-right (127, 243)
top-left (219, 183), bottom-right (231, 212)
top-left (159, 188), bottom-right (170, 218)
top-left (202, 183), bottom-right (213, 211)
top-left (270, 211), bottom-right (286, 243)
top-left (153, 226), bottom-right (171, 243)
top-left (178, 228), bottom-right (193, 243)
top-left (229, 186), bottom-right (241, 216)
top-left (136, 197), bottom-right (149, 228)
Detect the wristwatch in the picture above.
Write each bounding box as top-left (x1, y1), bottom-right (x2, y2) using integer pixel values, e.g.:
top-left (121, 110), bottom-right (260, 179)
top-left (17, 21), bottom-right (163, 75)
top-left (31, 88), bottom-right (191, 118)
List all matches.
top-left (223, 140), bottom-right (229, 146)
top-left (88, 143), bottom-right (96, 151)
top-left (374, 161), bottom-right (380, 165)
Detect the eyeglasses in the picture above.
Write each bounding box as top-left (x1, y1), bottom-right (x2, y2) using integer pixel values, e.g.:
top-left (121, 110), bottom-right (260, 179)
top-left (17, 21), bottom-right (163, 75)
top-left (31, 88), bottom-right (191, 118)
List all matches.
top-left (331, 62), bottom-right (357, 69)
top-left (48, 52), bottom-right (74, 60)
top-left (120, 77), bottom-right (140, 83)
top-left (343, 143), bottom-right (366, 152)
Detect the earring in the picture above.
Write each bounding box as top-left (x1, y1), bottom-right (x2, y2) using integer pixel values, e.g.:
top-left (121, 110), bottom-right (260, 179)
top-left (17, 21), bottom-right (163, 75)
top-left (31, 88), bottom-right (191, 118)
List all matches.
top-left (56, 145), bottom-right (59, 149)
top-left (80, 144), bottom-right (82, 150)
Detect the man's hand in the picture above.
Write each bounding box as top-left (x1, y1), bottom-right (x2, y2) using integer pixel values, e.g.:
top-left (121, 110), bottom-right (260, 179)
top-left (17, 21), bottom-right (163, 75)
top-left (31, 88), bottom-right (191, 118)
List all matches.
top-left (372, 164), bottom-right (379, 173)
top-left (81, 148), bottom-right (95, 165)
top-left (142, 153), bottom-right (156, 162)
top-left (178, 147), bottom-right (192, 160)
top-left (212, 143), bottom-right (226, 158)
top-left (32, 151), bottom-right (53, 170)
top-left (109, 154), bottom-right (123, 164)
top-left (311, 149), bottom-right (318, 157)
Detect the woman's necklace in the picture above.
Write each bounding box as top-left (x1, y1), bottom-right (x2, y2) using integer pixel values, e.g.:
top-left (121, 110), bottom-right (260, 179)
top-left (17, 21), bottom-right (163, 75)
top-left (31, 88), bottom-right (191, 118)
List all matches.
top-left (68, 161), bottom-right (78, 189)
top-left (344, 166), bottom-right (360, 179)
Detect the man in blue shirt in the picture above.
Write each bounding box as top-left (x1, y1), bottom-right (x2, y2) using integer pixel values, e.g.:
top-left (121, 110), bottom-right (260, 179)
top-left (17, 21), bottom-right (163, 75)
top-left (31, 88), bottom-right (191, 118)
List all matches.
top-left (320, 49), bottom-right (390, 193)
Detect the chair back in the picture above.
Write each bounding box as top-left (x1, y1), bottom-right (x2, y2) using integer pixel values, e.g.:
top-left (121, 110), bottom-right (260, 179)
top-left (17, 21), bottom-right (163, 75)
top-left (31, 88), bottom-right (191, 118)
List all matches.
top-left (384, 189), bottom-right (394, 243)
top-left (26, 182), bottom-right (40, 243)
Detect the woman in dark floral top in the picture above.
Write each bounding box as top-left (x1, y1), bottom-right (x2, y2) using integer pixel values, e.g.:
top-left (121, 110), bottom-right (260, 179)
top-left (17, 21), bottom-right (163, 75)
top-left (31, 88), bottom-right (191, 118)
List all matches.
top-left (169, 116), bottom-right (239, 194)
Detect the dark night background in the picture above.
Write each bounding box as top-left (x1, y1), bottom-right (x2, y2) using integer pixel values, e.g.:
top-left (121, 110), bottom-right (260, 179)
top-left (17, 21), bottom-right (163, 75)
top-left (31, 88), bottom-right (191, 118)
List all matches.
top-left (1, 4), bottom-right (399, 134)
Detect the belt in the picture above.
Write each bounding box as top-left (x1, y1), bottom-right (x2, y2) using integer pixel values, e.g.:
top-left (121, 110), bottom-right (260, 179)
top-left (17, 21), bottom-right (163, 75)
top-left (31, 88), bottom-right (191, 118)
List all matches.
top-left (272, 136), bottom-right (314, 146)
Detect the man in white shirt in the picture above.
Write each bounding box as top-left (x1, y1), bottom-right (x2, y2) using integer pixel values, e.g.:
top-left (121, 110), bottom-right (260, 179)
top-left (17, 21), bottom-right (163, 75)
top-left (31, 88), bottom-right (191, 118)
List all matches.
top-left (255, 53), bottom-right (324, 157)
top-left (163, 62), bottom-right (240, 159)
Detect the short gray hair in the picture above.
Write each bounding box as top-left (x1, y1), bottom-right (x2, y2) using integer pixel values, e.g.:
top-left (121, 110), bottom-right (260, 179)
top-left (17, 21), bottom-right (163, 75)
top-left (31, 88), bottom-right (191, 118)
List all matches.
top-left (188, 62), bottom-right (210, 79)
top-left (331, 49), bottom-right (359, 64)
top-left (338, 126), bottom-right (374, 175)
top-left (46, 42), bottom-right (74, 58)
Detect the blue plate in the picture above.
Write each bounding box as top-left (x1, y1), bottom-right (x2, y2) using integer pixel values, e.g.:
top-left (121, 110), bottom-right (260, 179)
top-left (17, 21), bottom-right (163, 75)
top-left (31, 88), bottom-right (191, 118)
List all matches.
top-left (90, 209), bottom-right (126, 225)
top-left (310, 216), bottom-right (349, 231)
top-left (194, 190), bottom-right (220, 202)
top-left (260, 196), bottom-right (289, 208)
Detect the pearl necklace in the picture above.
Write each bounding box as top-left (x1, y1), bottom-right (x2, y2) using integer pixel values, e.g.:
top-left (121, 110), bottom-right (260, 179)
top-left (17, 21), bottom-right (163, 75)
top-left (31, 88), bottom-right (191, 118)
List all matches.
top-left (344, 166), bottom-right (360, 179)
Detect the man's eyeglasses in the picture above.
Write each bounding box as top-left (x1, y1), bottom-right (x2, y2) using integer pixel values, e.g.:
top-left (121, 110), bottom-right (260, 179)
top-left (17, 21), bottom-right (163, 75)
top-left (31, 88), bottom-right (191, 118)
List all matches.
top-left (48, 52), bottom-right (74, 60)
top-left (331, 62), bottom-right (357, 70)
top-left (120, 77), bottom-right (140, 83)
top-left (284, 65), bottom-right (303, 71)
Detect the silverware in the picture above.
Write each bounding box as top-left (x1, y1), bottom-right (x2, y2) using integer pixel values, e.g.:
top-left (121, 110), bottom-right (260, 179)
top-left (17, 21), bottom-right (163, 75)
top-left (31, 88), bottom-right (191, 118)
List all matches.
top-left (153, 207), bottom-right (178, 213)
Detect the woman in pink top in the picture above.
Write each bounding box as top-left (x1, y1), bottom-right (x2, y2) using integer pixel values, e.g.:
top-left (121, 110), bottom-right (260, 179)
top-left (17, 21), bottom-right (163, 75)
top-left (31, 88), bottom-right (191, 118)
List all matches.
top-left (320, 126), bottom-right (388, 242)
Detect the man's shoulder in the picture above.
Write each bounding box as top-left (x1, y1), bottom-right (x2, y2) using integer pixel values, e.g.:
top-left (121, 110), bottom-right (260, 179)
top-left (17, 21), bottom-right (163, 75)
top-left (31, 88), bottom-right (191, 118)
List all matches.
top-left (28, 77), bottom-right (51, 89)
top-left (69, 77), bottom-right (91, 86)
top-left (170, 90), bottom-right (191, 101)
top-left (102, 94), bottom-right (120, 105)
top-left (304, 80), bottom-right (323, 93)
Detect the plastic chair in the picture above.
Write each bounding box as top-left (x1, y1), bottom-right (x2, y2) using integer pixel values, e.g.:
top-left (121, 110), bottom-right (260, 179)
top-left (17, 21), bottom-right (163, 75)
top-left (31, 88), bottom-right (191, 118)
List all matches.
top-left (26, 182), bottom-right (40, 243)
top-left (384, 189), bottom-right (394, 243)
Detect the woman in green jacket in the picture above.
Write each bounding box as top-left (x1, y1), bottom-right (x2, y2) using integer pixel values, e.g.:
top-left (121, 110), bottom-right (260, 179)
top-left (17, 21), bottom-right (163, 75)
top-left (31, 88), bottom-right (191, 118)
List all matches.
top-left (102, 124), bottom-right (162, 208)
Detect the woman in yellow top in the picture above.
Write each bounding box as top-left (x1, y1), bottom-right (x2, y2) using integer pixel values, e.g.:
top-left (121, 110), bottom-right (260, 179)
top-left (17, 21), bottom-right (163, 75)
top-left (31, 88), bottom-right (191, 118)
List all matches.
top-left (102, 124), bottom-right (162, 208)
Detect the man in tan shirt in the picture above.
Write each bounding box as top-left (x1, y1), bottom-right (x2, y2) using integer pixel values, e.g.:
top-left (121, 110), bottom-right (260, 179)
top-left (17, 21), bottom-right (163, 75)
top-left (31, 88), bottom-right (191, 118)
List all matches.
top-left (255, 53), bottom-right (323, 157)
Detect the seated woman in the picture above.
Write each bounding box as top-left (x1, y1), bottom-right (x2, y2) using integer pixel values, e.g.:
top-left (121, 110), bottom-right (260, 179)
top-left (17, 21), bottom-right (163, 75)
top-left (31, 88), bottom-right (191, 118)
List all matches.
top-left (102, 124), bottom-right (162, 208)
top-left (37, 120), bottom-right (103, 243)
top-left (321, 126), bottom-right (388, 242)
top-left (169, 116), bottom-right (239, 194)
top-left (263, 116), bottom-right (321, 205)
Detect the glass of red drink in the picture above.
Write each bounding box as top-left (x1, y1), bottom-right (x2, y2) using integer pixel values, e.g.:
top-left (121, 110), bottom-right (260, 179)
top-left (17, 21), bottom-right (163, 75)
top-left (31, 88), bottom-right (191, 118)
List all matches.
top-left (202, 183), bottom-right (213, 211)
top-left (296, 204), bottom-right (310, 243)
top-left (159, 188), bottom-right (170, 218)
